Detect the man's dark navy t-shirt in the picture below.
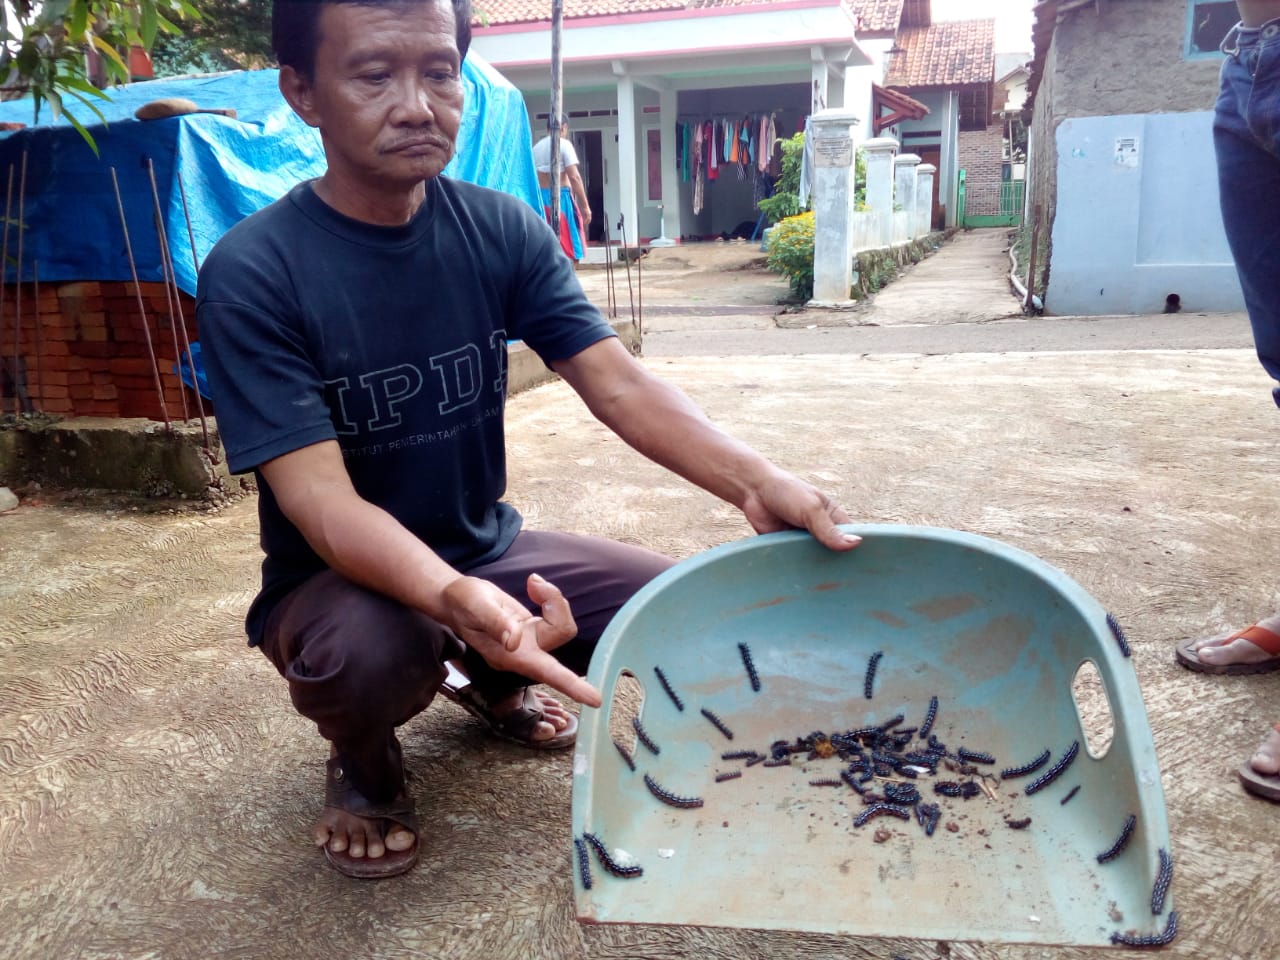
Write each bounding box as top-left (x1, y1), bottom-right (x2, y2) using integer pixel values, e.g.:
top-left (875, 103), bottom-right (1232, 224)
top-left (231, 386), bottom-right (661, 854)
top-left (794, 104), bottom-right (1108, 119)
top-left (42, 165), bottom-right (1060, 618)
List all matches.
top-left (196, 177), bottom-right (615, 645)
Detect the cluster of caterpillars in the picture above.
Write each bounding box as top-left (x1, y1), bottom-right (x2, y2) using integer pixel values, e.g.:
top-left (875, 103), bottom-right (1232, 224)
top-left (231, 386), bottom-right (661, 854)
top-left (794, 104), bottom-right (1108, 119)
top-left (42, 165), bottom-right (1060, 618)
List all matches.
top-left (582, 639), bottom-right (1175, 949)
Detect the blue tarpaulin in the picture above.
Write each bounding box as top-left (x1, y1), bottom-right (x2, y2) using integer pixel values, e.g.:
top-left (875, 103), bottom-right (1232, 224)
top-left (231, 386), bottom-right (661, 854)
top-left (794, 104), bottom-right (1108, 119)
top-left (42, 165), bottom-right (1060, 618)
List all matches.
top-left (0, 57), bottom-right (540, 295)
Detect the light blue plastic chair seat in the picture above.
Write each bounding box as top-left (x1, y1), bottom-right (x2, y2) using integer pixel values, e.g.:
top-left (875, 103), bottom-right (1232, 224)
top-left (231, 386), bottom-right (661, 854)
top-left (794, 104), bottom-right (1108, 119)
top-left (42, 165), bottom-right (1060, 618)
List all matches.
top-left (571, 526), bottom-right (1173, 947)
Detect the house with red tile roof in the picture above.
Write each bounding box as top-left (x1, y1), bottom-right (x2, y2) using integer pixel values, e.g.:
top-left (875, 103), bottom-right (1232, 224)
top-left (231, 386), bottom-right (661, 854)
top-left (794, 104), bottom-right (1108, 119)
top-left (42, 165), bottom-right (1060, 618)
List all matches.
top-left (470, 0), bottom-right (999, 243)
top-left (1023, 0), bottom-right (1243, 315)
top-left (880, 16), bottom-right (1011, 228)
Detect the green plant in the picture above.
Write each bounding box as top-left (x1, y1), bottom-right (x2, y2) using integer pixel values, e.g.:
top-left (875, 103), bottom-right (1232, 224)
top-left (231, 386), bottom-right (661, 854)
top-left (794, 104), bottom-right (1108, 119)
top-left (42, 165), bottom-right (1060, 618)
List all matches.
top-left (766, 210), bottom-right (815, 300)
top-left (757, 132), bottom-right (806, 225)
top-left (759, 133), bottom-right (869, 221)
top-left (0, 0), bottom-right (199, 152)
top-left (854, 145), bottom-right (867, 210)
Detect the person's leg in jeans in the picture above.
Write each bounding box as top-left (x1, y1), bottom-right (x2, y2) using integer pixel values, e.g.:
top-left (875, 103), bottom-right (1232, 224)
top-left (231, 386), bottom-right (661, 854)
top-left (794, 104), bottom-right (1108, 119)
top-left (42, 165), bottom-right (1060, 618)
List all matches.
top-left (1183, 12), bottom-right (1280, 799)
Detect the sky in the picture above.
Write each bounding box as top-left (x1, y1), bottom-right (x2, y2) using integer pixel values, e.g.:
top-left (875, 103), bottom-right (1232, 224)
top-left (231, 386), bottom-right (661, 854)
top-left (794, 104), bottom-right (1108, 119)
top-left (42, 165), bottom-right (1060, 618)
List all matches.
top-left (931, 0), bottom-right (1036, 53)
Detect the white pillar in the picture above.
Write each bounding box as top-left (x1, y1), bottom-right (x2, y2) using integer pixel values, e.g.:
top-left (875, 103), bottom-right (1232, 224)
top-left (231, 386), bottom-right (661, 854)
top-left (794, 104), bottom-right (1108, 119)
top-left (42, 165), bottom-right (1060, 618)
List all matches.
top-left (843, 64), bottom-right (874, 145)
top-left (656, 86), bottom-right (681, 244)
top-left (894, 153), bottom-right (920, 241)
top-left (862, 136), bottom-right (897, 247)
top-left (810, 53), bottom-right (829, 114)
top-left (615, 72), bottom-right (639, 251)
top-left (808, 108), bottom-right (861, 304)
top-left (941, 91), bottom-right (959, 226)
top-left (916, 163), bottom-right (936, 236)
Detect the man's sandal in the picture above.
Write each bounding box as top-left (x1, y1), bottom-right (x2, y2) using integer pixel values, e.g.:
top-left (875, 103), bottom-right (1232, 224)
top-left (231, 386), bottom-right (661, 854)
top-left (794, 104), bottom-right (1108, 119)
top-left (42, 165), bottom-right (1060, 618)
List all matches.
top-left (1174, 624), bottom-right (1280, 675)
top-left (439, 679), bottom-right (578, 750)
top-left (1237, 723), bottom-right (1280, 803)
top-left (322, 757), bottom-right (420, 879)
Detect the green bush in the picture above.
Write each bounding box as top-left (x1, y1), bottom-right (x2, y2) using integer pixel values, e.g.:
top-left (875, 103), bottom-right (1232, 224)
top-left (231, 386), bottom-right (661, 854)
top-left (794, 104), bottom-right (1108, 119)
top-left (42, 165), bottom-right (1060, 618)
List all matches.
top-left (758, 133), bottom-right (868, 222)
top-left (766, 210), bottom-right (815, 300)
top-left (757, 133), bottom-right (807, 225)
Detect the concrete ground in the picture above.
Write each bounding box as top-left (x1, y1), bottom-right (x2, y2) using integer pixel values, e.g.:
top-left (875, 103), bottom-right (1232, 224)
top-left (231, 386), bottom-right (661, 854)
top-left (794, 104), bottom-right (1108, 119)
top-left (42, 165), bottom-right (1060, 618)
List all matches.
top-left (1, 231), bottom-right (1276, 960)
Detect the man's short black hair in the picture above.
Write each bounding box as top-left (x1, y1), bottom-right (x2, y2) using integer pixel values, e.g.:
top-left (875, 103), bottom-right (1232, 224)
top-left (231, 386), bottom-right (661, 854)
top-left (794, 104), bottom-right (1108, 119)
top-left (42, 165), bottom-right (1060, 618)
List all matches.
top-left (273, 0), bottom-right (474, 80)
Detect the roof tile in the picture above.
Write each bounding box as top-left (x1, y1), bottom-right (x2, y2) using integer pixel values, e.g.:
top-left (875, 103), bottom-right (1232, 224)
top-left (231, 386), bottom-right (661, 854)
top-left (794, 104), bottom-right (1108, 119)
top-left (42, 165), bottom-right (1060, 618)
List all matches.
top-left (476, 0), bottom-right (855, 28)
top-left (883, 18), bottom-right (995, 88)
top-left (847, 0), bottom-right (904, 34)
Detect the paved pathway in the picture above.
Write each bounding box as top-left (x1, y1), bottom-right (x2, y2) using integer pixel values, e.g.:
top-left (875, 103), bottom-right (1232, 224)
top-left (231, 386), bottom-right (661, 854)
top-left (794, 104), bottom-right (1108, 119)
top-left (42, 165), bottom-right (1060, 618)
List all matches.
top-left (855, 227), bottom-right (1025, 326)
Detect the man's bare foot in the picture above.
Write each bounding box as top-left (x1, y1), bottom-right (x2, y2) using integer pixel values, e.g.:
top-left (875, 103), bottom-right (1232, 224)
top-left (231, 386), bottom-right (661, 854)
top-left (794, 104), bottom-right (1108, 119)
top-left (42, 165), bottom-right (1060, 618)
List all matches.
top-left (490, 686), bottom-right (572, 743)
top-left (1238, 723), bottom-right (1280, 803)
top-left (441, 662), bottom-right (579, 749)
top-left (312, 807), bottom-right (416, 861)
top-left (316, 752), bottom-right (420, 878)
top-left (1250, 724), bottom-right (1280, 777)
top-left (1177, 616), bottom-right (1280, 674)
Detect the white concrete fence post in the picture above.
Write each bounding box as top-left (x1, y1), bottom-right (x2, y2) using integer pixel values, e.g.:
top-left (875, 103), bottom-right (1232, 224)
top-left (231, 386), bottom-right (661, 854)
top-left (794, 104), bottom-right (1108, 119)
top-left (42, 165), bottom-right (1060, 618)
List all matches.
top-left (916, 163), bottom-right (936, 237)
top-left (808, 108), bottom-right (861, 304)
top-left (862, 136), bottom-right (898, 248)
top-left (893, 153), bottom-right (921, 242)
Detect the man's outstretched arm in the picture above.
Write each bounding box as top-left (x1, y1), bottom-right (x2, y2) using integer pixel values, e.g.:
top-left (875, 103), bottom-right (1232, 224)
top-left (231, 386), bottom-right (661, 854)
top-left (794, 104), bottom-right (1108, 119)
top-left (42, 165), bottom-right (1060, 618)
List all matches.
top-left (552, 337), bottom-right (860, 552)
top-left (259, 440), bottom-right (601, 707)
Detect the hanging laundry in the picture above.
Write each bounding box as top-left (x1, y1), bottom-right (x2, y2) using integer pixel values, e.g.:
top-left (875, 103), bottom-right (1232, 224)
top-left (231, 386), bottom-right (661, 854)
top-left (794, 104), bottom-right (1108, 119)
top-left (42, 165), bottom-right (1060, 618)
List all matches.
top-left (765, 112), bottom-right (778, 173)
top-left (708, 119), bottom-right (720, 181)
top-left (757, 114), bottom-right (769, 172)
top-left (798, 115), bottom-right (815, 208)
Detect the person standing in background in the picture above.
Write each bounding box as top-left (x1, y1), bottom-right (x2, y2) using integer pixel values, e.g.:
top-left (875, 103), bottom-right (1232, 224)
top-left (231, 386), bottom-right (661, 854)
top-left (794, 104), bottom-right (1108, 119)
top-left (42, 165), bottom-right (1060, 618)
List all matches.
top-left (533, 115), bottom-right (591, 262)
top-left (1177, 0), bottom-right (1280, 804)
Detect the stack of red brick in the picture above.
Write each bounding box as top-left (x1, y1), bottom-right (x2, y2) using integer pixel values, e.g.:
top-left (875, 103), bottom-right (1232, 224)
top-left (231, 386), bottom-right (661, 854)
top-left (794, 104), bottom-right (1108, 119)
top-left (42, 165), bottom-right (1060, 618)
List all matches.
top-left (1, 279), bottom-right (201, 421)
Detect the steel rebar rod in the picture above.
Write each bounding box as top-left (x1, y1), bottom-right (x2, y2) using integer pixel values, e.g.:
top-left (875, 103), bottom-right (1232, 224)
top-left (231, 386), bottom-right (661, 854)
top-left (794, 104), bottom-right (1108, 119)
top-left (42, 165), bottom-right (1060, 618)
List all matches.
top-left (617, 214), bottom-right (636, 327)
top-left (33, 259), bottom-right (43, 414)
top-left (146, 158), bottom-right (189, 422)
top-left (110, 167), bottom-right (171, 431)
top-left (175, 170), bottom-right (201, 276)
top-left (12, 149), bottom-right (28, 414)
top-left (600, 212), bottom-right (616, 319)
top-left (0, 164), bottom-right (12, 412)
top-left (147, 160), bottom-right (209, 447)
top-left (636, 236), bottom-right (643, 341)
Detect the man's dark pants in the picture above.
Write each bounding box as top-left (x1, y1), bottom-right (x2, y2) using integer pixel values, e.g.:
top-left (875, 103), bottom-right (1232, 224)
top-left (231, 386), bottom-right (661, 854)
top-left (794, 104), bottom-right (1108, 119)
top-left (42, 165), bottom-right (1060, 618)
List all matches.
top-left (260, 531), bottom-right (674, 803)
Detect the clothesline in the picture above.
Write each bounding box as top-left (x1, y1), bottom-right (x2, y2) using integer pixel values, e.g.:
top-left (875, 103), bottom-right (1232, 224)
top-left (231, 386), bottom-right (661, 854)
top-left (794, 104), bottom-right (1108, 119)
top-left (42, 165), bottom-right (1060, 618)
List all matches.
top-left (676, 109), bottom-right (787, 121)
top-left (677, 112), bottom-right (783, 215)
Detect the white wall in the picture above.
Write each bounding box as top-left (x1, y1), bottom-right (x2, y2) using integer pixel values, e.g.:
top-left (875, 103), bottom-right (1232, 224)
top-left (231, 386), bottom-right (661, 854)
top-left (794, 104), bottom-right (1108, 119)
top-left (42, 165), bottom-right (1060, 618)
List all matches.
top-left (1047, 111), bottom-right (1243, 315)
top-left (884, 89), bottom-right (955, 223)
top-left (844, 37), bottom-right (894, 145)
top-left (474, 7), bottom-right (859, 69)
top-left (1002, 73), bottom-right (1029, 112)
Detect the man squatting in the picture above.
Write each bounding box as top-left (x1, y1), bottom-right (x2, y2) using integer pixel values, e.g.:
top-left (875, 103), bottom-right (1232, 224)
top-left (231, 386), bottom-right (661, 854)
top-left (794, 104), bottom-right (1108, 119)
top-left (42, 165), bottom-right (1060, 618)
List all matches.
top-left (196, 0), bottom-right (860, 878)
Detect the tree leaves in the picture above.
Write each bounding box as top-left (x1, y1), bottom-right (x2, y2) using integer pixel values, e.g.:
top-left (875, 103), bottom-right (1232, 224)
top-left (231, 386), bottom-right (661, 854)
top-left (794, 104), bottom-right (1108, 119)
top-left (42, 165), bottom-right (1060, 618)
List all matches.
top-left (151, 0), bottom-right (272, 76)
top-left (1, 1), bottom-right (198, 150)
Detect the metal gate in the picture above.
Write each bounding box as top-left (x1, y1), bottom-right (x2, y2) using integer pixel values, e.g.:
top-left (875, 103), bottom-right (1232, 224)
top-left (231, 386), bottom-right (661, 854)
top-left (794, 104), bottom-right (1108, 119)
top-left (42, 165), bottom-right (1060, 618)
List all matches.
top-left (958, 169), bottom-right (1024, 227)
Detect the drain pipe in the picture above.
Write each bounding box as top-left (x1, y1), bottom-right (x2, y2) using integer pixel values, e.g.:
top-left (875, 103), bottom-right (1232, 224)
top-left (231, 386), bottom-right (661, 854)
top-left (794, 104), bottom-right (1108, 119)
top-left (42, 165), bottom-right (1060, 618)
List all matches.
top-left (1008, 242), bottom-right (1043, 312)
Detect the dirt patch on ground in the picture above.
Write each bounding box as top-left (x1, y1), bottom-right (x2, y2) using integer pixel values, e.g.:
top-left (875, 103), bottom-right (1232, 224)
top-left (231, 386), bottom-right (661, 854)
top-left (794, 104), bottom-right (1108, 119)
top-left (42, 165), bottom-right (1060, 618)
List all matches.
top-left (576, 241), bottom-right (792, 317)
top-left (2, 349), bottom-right (1277, 959)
